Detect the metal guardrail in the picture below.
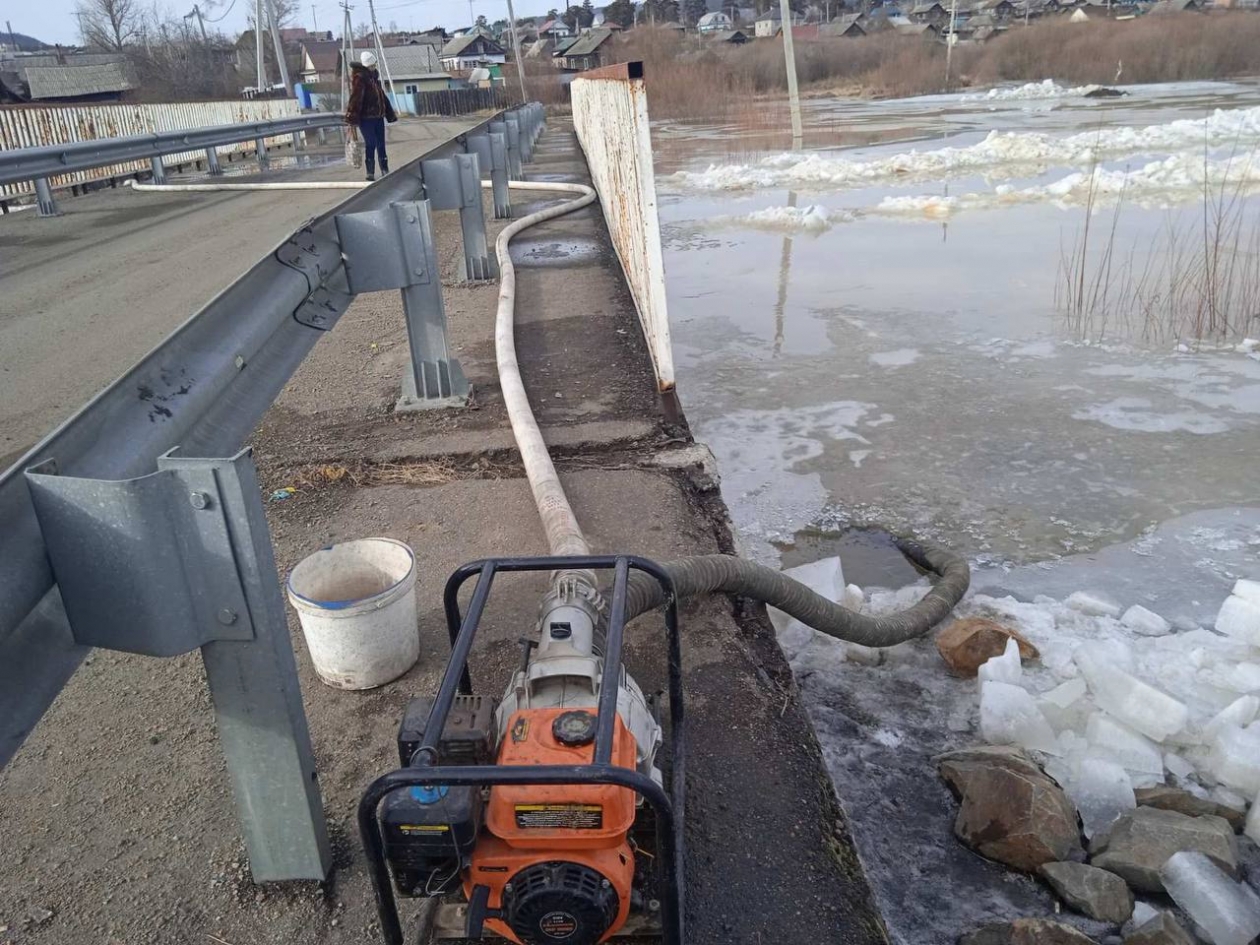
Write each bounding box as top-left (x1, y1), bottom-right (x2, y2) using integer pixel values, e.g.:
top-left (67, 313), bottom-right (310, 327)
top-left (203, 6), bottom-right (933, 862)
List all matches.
top-left (0, 113), bottom-right (344, 215)
top-left (0, 102), bottom-right (545, 882)
top-left (571, 63), bottom-right (675, 396)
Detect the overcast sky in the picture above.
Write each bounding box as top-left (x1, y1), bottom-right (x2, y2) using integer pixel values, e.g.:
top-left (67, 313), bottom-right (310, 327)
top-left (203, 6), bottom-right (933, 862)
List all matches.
top-left (10, 0), bottom-right (560, 47)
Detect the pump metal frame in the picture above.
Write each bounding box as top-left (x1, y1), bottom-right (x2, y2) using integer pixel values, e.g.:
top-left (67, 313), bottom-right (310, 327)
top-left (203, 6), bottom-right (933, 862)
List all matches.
top-left (358, 554), bottom-right (685, 945)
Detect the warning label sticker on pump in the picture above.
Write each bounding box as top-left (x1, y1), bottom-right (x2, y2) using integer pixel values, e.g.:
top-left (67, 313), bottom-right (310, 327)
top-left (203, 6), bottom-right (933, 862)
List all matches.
top-left (539, 911), bottom-right (579, 939)
top-left (514, 804), bottom-right (603, 829)
top-left (399, 824), bottom-right (450, 833)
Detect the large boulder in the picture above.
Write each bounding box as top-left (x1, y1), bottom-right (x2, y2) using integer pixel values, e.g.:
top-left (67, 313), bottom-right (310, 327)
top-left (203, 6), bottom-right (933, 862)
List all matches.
top-left (1133, 785), bottom-right (1245, 832)
top-left (960, 918), bottom-right (1097, 945)
top-left (1090, 807), bottom-right (1238, 893)
top-left (938, 746), bottom-right (1083, 872)
top-left (937, 617), bottom-right (1040, 676)
top-left (1122, 912), bottom-right (1195, 945)
top-left (1039, 861), bottom-right (1133, 924)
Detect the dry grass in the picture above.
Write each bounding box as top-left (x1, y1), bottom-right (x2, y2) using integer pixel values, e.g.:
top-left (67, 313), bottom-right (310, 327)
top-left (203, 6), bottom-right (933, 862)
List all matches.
top-left (1058, 148), bottom-right (1260, 345)
top-left (565, 12), bottom-right (1260, 119)
top-left (288, 459), bottom-right (463, 490)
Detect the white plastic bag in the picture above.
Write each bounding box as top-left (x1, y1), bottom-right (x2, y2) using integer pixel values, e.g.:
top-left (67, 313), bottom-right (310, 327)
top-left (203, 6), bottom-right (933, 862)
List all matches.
top-left (345, 134), bottom-right (364, 170)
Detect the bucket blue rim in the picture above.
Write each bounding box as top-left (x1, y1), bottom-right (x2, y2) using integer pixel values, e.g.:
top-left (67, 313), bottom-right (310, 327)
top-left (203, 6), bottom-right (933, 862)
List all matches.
top-left (286, 539), bottom-right (416, 611)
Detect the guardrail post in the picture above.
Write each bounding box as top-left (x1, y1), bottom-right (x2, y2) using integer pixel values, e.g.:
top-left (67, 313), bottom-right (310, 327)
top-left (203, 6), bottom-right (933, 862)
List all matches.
top-left (291, 130), bottom-right (305, 153)
top-left (504, 117), bottom-right (523, 179)
top-left (33, 177), bottom-right (59, 216)
top-left (23, 448), bottom-right (333, 882)
top-left (336, 200), bottom-right (469, 410)
top-left (489, 132), bottom-right (511, 219)
top-left (420, 154), bottom-right (496, 282)
top-left (205, 146), bottom-right (223, 175)
top-left (256, 137), bottom-right (269, 170)
top-left (148, 155), bottom-right (167, 185)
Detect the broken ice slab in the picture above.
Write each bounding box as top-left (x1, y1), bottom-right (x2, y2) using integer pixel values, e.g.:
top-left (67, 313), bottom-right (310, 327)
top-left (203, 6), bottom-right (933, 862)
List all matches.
top-left (980, 680), bottom-right (1061, 755)
top-left (1204, 696), bottom-right (1260, 741)
top-left (1086, 713), bottom-right (1165, 775)
top-left (1231, 579), bottom-right (1260, 607)
top-left (842, 584), bottom-right (864, 612)
top-left (1215, 595), bottom-right (1260, 647)
top-left (1122, 902), bottom-right (1161, 937)
top-left (1075, 643), bottom-right (1188, 742)
top-left (978, 637), bottom-right (1023, 689)
top-left (1067, 591), bottom-right (1122, 618)
top-left (1160, 851), bottom-right (1260, 945)
top-left (1066, 757), bottom-right (1135, 839)
top-left (767, 556), bottom-right (843, 637)
top-left (1122, 604), bottom-right (1172, 637)
top-left (1163, 752), bottom-right (1196, 781)
top-left (1207, 724), bottom-right (1260, 796)
top-left (1245, 792), bottom-right (1260, 845)
top-left (1223, 662), bottom-right (1260, 693)
top-left (1039, 677), bottom-right (1092, 733)
top-left (1208, 784), bottom-right (1249, 814)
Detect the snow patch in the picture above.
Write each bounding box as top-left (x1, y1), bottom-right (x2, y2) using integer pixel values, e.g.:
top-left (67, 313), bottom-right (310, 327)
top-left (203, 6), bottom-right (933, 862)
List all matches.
top-left (964, 79), bottom-right (1103, 102)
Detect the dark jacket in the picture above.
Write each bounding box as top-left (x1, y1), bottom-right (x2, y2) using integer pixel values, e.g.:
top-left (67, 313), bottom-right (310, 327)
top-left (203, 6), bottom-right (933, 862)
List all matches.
top-left (345, 63), bottom-right (397, 125)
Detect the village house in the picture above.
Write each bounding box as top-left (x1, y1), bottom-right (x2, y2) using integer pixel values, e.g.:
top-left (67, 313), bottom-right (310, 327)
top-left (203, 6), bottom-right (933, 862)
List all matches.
top-left (908, 1), bottom-right (950, 24)
top-left (697, 10), bottom-right (735, 30)
top-left (368, 45), bottom-right (453, 93)
top-left (822, 13), bottom-right (867, 36)
top-left (0, 52), bottom-right (137, 103)
top-left (753, 7), bottom-right (806, 35)
top-left (439, 33), bottom-right (508, 70)
top-left (708, 27), bottom-right (750, 41)
top-left (553, 28), bottom-right (615, 71)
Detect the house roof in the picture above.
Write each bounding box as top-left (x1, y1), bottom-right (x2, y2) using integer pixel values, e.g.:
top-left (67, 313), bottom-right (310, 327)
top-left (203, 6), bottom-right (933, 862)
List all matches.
top-left (894, 20), bottom-right (940, 31)
top-left (552, 34), bottom-right (582, 53)
top-left (25, 60), bottom-right (136, 99)
top-left (909, 2), bottom-right (945, 12)
top-left (697, 10), bottom-right (731, 23)
top-left (440, 33), bottom-right (506, 57)
top-left (830, 13), bottom-right (866, 29)
top-left (559, 28), bottom-right (614, 57)
top-left (525, 38), bottom-right (553, 57)
top-left (374, 44), bottom-right (446, 77)
top-left (710, 28), bottom-right (748, 39)
top-left (301, 40), bottom-right (341, 74)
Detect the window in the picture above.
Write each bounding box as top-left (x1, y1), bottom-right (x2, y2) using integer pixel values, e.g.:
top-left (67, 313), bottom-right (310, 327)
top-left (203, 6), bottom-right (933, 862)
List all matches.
top-left (405, 84), bottom-right (418, 93)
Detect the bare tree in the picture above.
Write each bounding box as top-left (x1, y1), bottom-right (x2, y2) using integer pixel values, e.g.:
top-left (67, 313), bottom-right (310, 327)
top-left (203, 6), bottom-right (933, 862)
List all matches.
top-left (76, 0), bottom-right (143, 50)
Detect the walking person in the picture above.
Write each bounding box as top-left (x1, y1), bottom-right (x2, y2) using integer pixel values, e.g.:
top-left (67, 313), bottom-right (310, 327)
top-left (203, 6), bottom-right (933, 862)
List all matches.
top-left (345, 51), bottom-right (397, 182)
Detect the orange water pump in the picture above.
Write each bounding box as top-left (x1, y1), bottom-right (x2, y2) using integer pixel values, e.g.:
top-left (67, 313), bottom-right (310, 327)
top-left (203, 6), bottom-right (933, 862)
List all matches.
top-left (360, 555), bottom-right (685, 945)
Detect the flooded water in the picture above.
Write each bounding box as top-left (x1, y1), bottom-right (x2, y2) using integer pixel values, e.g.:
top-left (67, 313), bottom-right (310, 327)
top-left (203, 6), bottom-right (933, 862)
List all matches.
top-left (656, 80), bottom-right (1260, 567)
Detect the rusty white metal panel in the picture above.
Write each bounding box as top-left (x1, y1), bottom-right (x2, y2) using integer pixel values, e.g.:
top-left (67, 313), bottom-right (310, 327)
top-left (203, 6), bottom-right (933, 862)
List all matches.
top-left (570, 63), bottom-right (675, 392)
top-left (0, 99), bottom-right (302, 199)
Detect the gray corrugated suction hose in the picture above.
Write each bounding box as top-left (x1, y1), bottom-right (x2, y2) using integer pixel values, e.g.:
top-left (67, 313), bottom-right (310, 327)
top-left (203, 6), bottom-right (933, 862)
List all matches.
top-left (625, 539), bottom-right (970, 648)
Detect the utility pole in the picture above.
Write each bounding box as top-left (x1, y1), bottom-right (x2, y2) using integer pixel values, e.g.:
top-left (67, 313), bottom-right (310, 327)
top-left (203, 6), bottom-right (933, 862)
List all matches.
top-left (778, 0), bottom-right (803, 144)
top-left (366, 0), bottom-right (399, 108)
top-left (504, 0), bottom-right (528, 103)
top-left (185, 5), bottom-right (209, 43)
top-left (340, 2), bottom-right (354, 110)
top-left (313, 5), bottom-right (319, 31)
top-left (944, 0), bottom-right (958, 88)
top-left (255, 0), bottom-right (267, 92)
top-left (6, 20), bottom-right (16, 52)
top-left (265, 0), bottom-right (293, 94)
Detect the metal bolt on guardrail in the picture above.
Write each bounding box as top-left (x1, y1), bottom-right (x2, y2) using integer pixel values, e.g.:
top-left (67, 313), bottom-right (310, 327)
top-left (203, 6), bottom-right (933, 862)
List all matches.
top-left (0, 104), bottom-right (549, 882)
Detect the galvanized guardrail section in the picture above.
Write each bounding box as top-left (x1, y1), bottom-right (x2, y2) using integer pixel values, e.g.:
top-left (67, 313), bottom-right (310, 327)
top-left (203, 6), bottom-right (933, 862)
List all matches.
top-left (0, 99), bottom-right (304, 200)
top-left (0, 113), bottom-right (344, 216)
top-left (0, 102), bottom-right (544, 883)
top-left (570, 62), bottom-right (675, 395)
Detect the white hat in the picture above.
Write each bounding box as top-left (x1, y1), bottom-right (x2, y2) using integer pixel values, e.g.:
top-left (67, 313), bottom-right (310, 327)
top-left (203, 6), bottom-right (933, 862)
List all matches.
top-left (360, 51), bottom-right (378, 67)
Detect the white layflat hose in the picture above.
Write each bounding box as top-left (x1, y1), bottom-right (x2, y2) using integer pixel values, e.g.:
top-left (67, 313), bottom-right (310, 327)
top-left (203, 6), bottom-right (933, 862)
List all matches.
top-left (127, 180), bottom-right (365, 191)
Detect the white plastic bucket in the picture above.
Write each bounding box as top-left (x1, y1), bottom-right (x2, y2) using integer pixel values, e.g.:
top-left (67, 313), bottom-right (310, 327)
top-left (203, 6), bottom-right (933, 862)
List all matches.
top-left (286, 538), bottom-right (419, 690)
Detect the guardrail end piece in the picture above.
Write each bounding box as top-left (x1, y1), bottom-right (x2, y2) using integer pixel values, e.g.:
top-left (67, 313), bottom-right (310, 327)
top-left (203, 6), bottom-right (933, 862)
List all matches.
top-left (34, 178), bottom-right (59, 217)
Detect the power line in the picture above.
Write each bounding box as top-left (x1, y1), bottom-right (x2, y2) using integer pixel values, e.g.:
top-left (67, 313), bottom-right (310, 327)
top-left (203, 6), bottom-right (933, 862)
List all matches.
top-left (203, 0), bottom-right (240, 21)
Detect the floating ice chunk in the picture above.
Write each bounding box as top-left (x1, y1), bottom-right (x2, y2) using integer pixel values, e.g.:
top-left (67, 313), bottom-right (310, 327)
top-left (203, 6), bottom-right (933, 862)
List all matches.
top-left (1039, 677), bottom-right (1092, 733)
top-left (842, 583), bottom-right (864, 612)
top-left (1075, 643), bottom-right (1188, 742)
top-left (1204, 697), bottom-right (1259, 740)
top-left (978, 637), bottom-right (1023, 689)
top-left (1066, 591), bottom-right (1122, 618)
top-left (1207, 724), bottom-right (1260, 796)
top-left (769, 556), bottom-right (842, 657)
top-left (1123, 902), bottom-right (1161, 937)
top-left (1209, 784), bottom-right (1248, 813)
top-left (1086, 712), bottom-right (1164, 775)
top-left (1066, 758), bottom-right (1135, 839)
top-left (1160, 851), bottom-right (1260, 945)
top-left (1164, 752), bottom-right (1196, 781)
top-left (1121, 604), bottom-right (1171, 637)
top-left (1245, 792), bottom-right (1260, 845)
top-left (1232, 579), bottom-right (1260, 606)
top-left (980, 680), bottom-right (1061, 755)
top-left (1075, 638), bottom-right (1135, 673)
top-left (1223, 663), bottom-right (1260, 693)
top-left (1215, 595), bottom-right (1260, 646)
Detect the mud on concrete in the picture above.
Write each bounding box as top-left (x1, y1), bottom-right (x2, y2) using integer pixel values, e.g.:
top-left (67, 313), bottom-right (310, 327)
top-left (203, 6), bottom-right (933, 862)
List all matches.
top-left (0, 119), bottom-right (886, 945)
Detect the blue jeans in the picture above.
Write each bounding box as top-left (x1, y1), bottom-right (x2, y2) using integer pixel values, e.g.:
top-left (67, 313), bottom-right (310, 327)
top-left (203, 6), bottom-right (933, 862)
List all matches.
top-left (359, 117), bottom-right (387, 175)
